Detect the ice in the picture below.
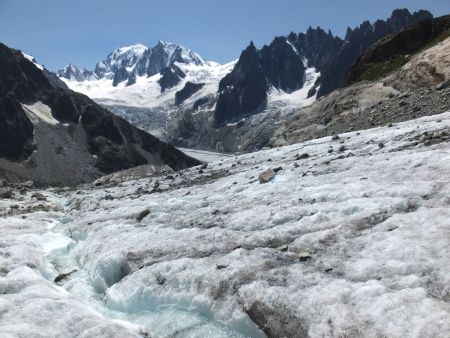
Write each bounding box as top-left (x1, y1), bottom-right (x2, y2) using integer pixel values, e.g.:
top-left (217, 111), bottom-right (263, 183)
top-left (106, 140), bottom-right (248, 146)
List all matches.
top-left (39, 232), bottom-right (74, 255)
top-left (267, 64), bottom-right (320, 113)
top-left (22, 101), bottom-right (59, 125)
top-left (2, 111), bottom-right (450, 337)
top-left (89, 251), bottom-right (131, 293)
top-left (21, 52), bottom-right (44, 70)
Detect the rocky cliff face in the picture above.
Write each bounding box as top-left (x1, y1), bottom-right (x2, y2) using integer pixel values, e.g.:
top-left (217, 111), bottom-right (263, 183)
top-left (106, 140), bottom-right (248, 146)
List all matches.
top-left (175, 81), bottom-right (205, 106)
top-left (0, 43), bottom-right (200, 185)
top-left (214, 9), bottom-right (432, 126)
top-left (169, 27), bottom-right (450, 155)
top-left (317, 9), bottom-right (433, 97)
top-left (289, 27), bottom-right (343, 72)
top-left (347, 15), bottom-right (450, 85)
top-left (158, 65), bottom-right (186, 93)
top-left (215, 42), bottom-right (269, 125)
top-left (269, 33), bottom-right (450, 149)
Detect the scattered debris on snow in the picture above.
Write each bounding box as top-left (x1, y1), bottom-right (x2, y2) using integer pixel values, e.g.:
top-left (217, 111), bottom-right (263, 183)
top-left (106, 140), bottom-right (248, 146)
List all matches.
top-left (1, 111), bottom-right (450, 337)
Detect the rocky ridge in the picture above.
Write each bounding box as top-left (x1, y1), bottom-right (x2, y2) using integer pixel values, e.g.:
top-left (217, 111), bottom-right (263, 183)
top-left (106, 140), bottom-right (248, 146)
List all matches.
top-left (214, 9), bottom-right (433, 125)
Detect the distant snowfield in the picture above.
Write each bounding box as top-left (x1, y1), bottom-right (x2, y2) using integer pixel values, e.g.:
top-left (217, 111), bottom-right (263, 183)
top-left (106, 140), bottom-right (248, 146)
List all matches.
top-left (61, 61), bottom-right (237, 109)
top-left (1, 112), bottom-right (450, 337)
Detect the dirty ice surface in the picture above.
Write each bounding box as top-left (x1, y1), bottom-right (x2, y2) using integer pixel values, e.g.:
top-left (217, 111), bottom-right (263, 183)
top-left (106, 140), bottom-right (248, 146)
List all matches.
top-left (1, 112), bottom-right (450, 337)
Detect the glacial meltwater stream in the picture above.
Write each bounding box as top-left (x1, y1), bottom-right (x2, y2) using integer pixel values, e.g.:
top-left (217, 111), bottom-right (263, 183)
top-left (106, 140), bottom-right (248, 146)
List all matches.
top-left (43, 214), bottom-right (261, 338)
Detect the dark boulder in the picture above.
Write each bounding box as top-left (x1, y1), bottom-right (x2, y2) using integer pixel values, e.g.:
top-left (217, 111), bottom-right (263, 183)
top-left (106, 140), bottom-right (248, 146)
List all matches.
top-left (136, 209), bottom-right (150, 222)
top-left (193, 97), bottom-right (209, 111)
top-left (0, 188), bottom-right (13, 199)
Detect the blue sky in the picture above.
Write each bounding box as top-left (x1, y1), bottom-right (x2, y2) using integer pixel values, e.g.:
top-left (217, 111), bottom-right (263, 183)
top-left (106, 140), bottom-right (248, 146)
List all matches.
top-left (0, 0), bottom-right (448, 71)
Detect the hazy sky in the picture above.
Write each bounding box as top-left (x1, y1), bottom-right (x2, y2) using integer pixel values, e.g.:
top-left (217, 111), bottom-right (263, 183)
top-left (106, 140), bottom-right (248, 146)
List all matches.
top-left (0, 0), bottom-right (448, 71)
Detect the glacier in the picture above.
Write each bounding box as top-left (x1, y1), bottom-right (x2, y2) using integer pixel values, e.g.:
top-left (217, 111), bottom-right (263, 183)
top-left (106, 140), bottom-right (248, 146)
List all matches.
top-left (1, 111), bottom-right (450, 337)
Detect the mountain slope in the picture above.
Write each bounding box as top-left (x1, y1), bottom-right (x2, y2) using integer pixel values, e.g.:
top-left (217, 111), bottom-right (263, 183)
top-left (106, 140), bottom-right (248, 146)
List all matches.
top-left (270, 32), bottom-right (450, 149)
top-left (347, 14), bottom-right (450, 84)
top-left (316, 8), bottom-right (433, 97)
top-left (0, 42), bottom-right (200, 185)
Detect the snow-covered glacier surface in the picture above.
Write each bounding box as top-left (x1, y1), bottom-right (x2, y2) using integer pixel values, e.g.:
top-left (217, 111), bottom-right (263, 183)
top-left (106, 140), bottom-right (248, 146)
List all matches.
top-left (1, 112), bottom-right (450, 337)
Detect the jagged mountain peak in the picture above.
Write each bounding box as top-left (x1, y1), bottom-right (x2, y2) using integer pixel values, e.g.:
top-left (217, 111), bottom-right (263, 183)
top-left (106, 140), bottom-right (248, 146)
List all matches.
top-left (57, 63), bottom-right (96, 82)
top-left (214, 8), bottom-right (434, 125)
top-left (149, 40), bottom-right (207, 67)
top-left (94, 43), bottom-right (149, 81)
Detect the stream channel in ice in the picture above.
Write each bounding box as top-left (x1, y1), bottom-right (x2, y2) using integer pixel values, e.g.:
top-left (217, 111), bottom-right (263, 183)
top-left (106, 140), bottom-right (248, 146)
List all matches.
top-left (43, 214), bottom-right (259, 338)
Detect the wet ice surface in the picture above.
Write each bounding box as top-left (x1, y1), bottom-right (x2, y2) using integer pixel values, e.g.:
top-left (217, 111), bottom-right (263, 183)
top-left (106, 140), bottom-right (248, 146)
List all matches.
top-left (1, 112), bottom-right (450, 337)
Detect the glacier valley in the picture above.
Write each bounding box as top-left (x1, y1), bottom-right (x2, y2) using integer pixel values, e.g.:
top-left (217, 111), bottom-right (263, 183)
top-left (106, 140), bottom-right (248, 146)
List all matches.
top-left (1, 111), bottom-right (450, 337)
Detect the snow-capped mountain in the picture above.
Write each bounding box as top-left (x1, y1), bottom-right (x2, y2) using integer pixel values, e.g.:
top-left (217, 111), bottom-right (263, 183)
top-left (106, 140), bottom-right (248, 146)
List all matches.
top-left (58, 39), bottom-right (318, 144)
top-left (58, 41), bottom-right (236, 139)
top-left (59, 41), bottom-right (207, 87)
top-left (93, 43), bottom-right (148, 81)
top-left (142, 40), bottom-right (206, 77)
top-left (57, 9), bottom-right (436, 154)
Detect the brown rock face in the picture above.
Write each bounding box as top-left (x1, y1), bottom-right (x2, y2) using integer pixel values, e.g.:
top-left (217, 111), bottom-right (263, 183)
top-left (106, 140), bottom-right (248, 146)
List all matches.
top-left (347, 15), bottom-right (450, 85)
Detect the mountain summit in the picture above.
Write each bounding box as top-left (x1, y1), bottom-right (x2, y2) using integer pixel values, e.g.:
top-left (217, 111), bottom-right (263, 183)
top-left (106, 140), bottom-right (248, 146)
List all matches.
top-left (58, 41), bottom-right (207, 87)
